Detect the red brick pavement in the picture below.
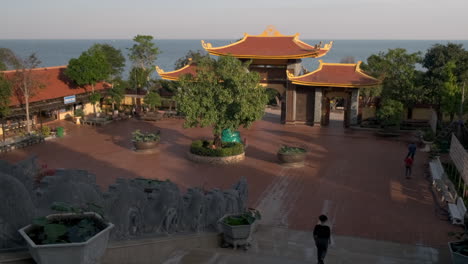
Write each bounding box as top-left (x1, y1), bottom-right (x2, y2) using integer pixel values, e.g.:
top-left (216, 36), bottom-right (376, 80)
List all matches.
top-left (0, 112), bottom-right (460, 247)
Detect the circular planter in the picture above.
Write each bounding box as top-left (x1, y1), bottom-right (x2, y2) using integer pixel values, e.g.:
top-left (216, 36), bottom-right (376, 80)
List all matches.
top-left (18, 212), bottom-right (114, 264)
top-left (133, 141), bottom-right (159, 153)
top-left (277, 152), bottom-right (306, 167)
top-left (187, 151), bottom-right (245, 165)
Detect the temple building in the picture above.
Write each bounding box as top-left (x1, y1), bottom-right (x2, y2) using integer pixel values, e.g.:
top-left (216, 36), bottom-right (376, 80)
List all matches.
top-left (157, 26), bottom-right (380, 127)
top-left (1, 66), bottom-right (110, 135)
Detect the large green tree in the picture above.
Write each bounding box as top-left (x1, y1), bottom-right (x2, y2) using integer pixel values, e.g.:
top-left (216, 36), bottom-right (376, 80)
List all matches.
top-left (440, 61), bottom-right (467, 122)
top-left (0, 48), bottom-right (21, 70)
top-left (174, 49), bottom-right (209, 69)
top-left (65, 51), bottom-right (111, 114)
top-left (128, 35), bottom-right (159, 90)
top-left (0, 74), bottom-right (12, 141)
top-left (128, 67), bottom-right (151, 91)
top-left (423, 43), bottom-right (468, 117)
top-left (87, 44), bottom-right (125, 79)
top-left (12, 54), bottom-right (44, 133)
top-left (107, 79), bottom-right (126, 111)
top-left (176, 56), bottom-right (268, 147)
top-left (362, 48), bottom-right (426, 116)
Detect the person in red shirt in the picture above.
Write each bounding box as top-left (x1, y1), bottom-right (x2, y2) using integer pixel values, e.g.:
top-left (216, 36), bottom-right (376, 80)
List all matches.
top-left (404, 156), bottom-right (413, 179)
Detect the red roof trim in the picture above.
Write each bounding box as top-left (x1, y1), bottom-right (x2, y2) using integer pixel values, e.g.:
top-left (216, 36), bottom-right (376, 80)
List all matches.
top-left (288, 61), bottom-right (380, 87)
top-left (2, 66), bottom-right (111, 106)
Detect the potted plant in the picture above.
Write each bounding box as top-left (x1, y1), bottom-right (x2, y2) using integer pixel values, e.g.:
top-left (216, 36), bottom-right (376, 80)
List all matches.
top-left (219, 208), bottom-right (261, 249)
top-left (18, 202), bottom-right (114, 264)
top-left (132, 129), bottom-right (161, 151)
top-left (277, 145), bottom-right (307, 165)
top-left (448, 214), bottom-right (468, 264)
top-left (74, 109), bottom-right (85, 125)
top-left (422, 129), bottom-right (435, 144)
top-left (428, 144), bottom-right (440, 160)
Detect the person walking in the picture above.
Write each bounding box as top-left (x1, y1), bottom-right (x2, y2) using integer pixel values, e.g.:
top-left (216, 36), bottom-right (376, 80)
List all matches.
top-left (407, 142), bottom-right (417, 159)
top-left (405, 156), bottom-right (413, 179)
top-left (313, 214), bottom-right (331, 264)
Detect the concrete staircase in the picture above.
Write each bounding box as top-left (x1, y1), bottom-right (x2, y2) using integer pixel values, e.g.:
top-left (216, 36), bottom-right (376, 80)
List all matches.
top-left (162, 225), bottom-right (451, 264)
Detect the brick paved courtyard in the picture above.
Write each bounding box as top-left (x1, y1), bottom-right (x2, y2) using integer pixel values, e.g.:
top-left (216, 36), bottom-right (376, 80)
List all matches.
top-left (0, 110), bottom-right (460, 247)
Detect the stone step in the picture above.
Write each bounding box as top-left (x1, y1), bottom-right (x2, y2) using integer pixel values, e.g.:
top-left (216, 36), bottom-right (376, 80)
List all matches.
top-left (162, 248), bottom-right (311, 264)
top-left (249, 225), bottom-right (447, 263)
top-left (162, 225), bottom-right (451, 264)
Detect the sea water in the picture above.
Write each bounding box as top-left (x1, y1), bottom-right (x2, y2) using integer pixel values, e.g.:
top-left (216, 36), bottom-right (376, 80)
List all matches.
top-left (1, 39), bottom-right (467, 77)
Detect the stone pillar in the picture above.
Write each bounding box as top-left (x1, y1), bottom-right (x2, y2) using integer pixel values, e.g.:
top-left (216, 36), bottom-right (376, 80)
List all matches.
top-left (285, 84), bottom-right (296, 124)
top-left (314, 88), bottom-right (322, 125)
top-left (287, 59), bottom-right (302, 76)
top-left (350, 89), bottom-right (359, 125)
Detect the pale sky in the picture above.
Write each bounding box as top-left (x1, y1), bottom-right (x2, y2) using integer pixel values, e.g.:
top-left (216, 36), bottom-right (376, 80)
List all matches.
top-left (2, 0), bottom-right (468, 39)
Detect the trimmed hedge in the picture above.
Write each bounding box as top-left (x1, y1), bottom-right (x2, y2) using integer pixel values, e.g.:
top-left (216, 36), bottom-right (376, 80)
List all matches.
top-left (190, 140), bottom-right (244, 157)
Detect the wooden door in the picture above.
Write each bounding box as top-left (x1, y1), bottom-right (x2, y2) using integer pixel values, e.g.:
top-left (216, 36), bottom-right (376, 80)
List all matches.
top-left (321, 97), bottom-right (330, 126)
top-left (295, 87), bottom-right (314, 124)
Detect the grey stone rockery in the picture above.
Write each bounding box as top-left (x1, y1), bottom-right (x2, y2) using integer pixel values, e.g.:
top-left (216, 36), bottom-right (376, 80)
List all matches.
top-left (0, 157), bottom-right (248, 250)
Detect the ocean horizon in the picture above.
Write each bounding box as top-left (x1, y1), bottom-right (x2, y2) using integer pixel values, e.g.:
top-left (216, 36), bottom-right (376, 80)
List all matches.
top-left (1, 39), bottom-right (467, 78)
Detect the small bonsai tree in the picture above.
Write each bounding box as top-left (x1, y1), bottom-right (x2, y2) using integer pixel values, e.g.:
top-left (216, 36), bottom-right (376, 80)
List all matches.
top-left (176, 55), bottom-right (268, 148)
top-left (132, 129), bottom-right (160, 142)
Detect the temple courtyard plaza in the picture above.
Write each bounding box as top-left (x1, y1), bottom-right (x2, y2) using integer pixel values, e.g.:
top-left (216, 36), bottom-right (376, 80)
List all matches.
top-left (1, 109), bottom-right (461, 263)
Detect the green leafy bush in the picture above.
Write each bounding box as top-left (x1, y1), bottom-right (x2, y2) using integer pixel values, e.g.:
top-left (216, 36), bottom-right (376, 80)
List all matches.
top-left (278, 145), bottom-right (306, 154)
top-left (74, 109), bottom-right (84, 118)
top-left (132, 129), bottom-right (161, 142)
top-left (423, 129), bottom-right (435, 142)
top-left (377, 99), bottom-right (404, 128)
top-left (190, 140), bottom-right (244, 157)
top-left (223, 208), bottom-right (261, 226)
top-left (40, 125), bottom-right (51, 137)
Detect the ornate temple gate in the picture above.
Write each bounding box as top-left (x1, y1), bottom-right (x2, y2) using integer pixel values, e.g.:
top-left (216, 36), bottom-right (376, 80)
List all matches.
top-left (321, 88), bottom-right (353, 127)
top-left (157, 27), bottom-right (380, 128)
top-left (288, 61), bottom-right (380, 127)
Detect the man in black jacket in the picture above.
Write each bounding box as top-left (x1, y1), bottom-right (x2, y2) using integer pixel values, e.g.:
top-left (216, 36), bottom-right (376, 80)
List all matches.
top-left (313, 214), bottom-right (331, 264)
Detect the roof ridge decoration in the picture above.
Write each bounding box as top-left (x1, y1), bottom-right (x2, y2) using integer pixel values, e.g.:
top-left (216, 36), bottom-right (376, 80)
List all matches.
top-left (156, 58), bottom-right (196, 81)
top-left (257, 25), bottom-right (286, 37)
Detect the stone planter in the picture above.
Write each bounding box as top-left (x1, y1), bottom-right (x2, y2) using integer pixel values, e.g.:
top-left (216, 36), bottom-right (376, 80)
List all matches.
top-left (18, 212), bottom-right (114, 264)
top-left (133, 141), bottom-right (159, 153)
top-left (219, 214), bottom-right (255, 249)
top-left (187, 151), bottom-right (245, 165)
top-left (75, 116), bottom-right (82, 125)
top-left (449, 241), bottom-right (468, 264)
top-left (421, 140), bottom-right (433, 152)
top-left (277, 151), bottom-right (306, 167)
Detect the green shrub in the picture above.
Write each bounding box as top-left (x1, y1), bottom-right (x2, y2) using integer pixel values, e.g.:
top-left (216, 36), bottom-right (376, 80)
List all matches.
top-left (278, 145), bottom-right (306, 154)
top-left (132, 129), bottom-right (161, 142)
top-left (74, 109), bottom-right (84, 118)
top-left (40, 125), bottom-right (51, 137)
top-left (377, 99), bottom-right (404, 128)
top-left (190, 140), bottom-right (244, 157)
top-left (223, 209), bottom-right (261, 226)
top-left (423, 129), bottom-right (435, 142)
